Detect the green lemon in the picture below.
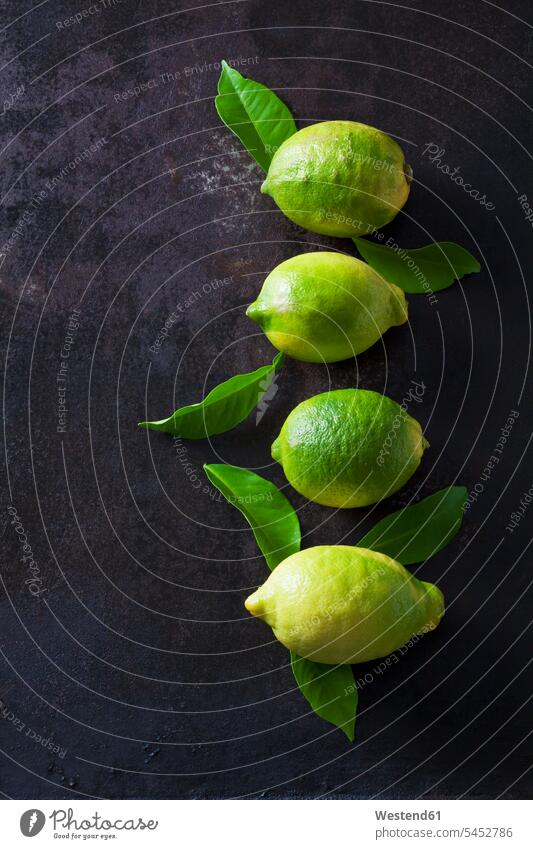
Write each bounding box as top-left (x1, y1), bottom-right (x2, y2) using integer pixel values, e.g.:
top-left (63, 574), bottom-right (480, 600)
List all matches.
top-left (272, 388), bottom-right (427, 508)
top-left (261, 121), bottom-right (412, 237)
top-left (245, 545), bottom-right (444, 664)
top-left (247, 251), bottom-right (407, 363)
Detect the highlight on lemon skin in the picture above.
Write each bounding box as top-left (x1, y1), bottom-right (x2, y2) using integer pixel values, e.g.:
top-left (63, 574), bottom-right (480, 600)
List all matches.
top-left (246, 251), bottom-right (408, 364)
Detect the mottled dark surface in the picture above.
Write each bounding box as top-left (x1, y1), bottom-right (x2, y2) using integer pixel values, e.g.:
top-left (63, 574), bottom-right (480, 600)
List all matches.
top-left (0, 0), bottom-right (532, 800)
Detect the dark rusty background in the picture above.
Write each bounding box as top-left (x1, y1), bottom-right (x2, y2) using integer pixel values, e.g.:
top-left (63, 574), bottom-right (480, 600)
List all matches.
top-left (1, 0), bottom-right (532, 799)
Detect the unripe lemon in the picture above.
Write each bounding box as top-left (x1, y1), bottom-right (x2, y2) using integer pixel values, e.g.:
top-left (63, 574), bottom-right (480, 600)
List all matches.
top-left (247, 251), bottom-right (407, 363)
top-left (245, 545), bottom-right (444, 665)
top-left (272, 388), bottom-right (427, 508)
top-left (261, 121), bottom-right (412, 237)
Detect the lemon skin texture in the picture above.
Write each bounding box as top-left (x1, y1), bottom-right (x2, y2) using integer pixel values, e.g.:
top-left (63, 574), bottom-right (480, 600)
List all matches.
top-left (261, 121), bottom-right (412, 237)
top-left (272, 388), bottom-right (428, 508)
top-left (245, 545), bottom-right (444, 665)
top-left (247, 251), bottom-right (408, 363)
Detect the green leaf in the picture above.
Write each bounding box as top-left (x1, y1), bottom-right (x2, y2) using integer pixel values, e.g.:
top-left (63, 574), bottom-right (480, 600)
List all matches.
top-left (139, 353), bottom-right (283, 439)
top-left (203, 464), bottom-right (300, 570)
top-left (354, 237), bottom-right (480, 294)
top-left (291, 653), bottom-right (357, 742)
top-left (215, 60), bottom-right (297, 172)
top-left (357, 486), bottom-right (467, 565)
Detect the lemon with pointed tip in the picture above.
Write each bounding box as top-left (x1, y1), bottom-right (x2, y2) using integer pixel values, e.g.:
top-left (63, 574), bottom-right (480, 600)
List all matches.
top-left (245, 545), bottom-right (444, 665)
top-left (272, 388), bottom-right (428, 508)
top-left (261, 120), bottom-right (412, 237)
top-left (246, 251), bottom-right (407, 363)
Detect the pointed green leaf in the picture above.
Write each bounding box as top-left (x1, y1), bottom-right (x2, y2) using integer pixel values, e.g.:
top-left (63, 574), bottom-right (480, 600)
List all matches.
top-left (357, 486), bottom-right (467, 565)
top-left (139, 353), bottom-right (283, 439)
top-left (215, 60), bottom-right (297, 171)
top-left (291, 653), bottom-right (358, 741)
top-left (354, 237), bottom-right (480, 294)
top-left (203, 464), bottom-right (300, 570)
